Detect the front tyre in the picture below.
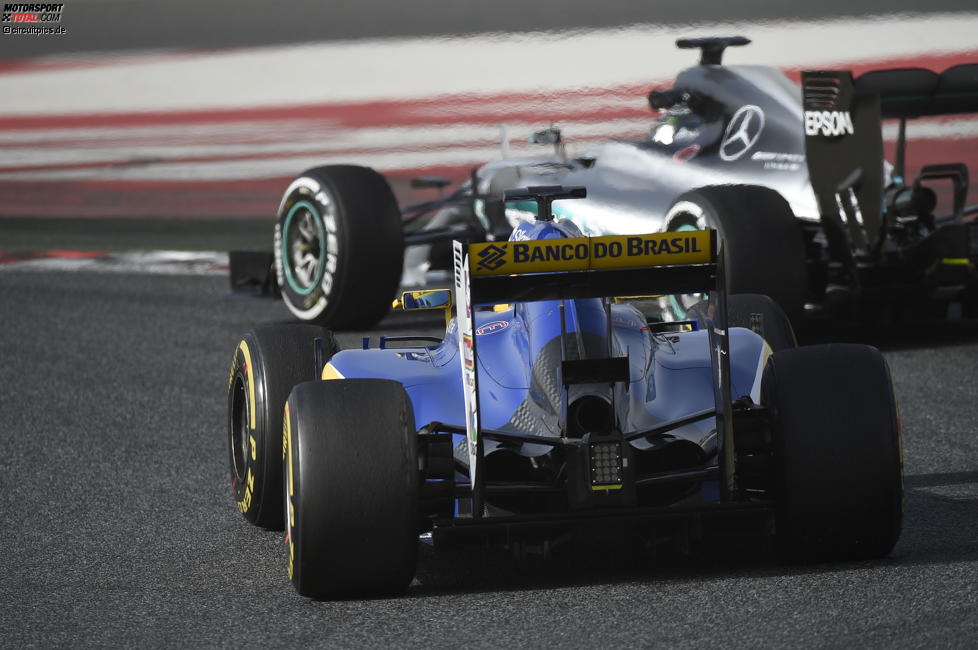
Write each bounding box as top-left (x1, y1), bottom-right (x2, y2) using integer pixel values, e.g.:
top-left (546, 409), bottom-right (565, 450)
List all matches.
top-left (275, 165), bottom-right (404, 330)
top-left (285, 379), bottom-right (419, 599)
top-left (227, 324), bottom-right (339, 529)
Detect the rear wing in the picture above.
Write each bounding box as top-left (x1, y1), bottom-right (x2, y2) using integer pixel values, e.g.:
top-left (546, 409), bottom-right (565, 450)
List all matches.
top-left (452, 228), bottom-right (737, 514)
top-left (802, 64), bottom-right (978, 260)
top-left (856, 64), bottom-right (978, 219)
top-left (465, 230), bottom-right (717, 304)
top-left (855, 64), bottom-right (978, 119)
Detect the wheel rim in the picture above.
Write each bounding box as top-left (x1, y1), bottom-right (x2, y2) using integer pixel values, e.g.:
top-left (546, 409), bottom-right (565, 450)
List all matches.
top-left (282, 200), bottom-right (327, 296)
top-left (230, 375), bottom-right (249, 484)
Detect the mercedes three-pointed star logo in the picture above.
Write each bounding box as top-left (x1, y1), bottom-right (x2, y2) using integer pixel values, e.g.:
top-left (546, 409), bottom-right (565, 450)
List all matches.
top-left (719, 104), bottom-right (765, 162)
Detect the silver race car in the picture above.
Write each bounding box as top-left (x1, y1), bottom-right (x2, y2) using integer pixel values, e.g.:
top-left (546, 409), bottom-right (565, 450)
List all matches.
top-left (231, 36), bottom-right (978, 329)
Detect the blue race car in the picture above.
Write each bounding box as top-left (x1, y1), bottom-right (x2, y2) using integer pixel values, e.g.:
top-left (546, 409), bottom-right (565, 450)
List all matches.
top-left (227, 185), bottom-right (903, 599)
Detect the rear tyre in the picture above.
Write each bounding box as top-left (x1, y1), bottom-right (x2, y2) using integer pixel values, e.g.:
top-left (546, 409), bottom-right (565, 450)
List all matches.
top-left (688, 293), bottom-right (797, 351)
top-left (227, 324), bottom-right (339, 529)
top-left (275, 165), bottom-right (404, 330)
top-left (665, 185), bottom-right (807, 327)
top-left (762, 344), bottom-right (903, 561)
top-left (285, 379), bottom-right (419, 599)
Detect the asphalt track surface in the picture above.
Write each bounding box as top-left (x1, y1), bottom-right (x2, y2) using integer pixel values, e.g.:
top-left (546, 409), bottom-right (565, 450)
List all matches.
top-left (3, 268), bottom-right (978, 647)
top-left (4, 0), bottom-right (978, 646)
top-left (2, 0), bottom-right (975, 59)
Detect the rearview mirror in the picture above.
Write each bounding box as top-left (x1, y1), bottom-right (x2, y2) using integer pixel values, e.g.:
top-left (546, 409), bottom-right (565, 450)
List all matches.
top-left (393, 289), bottom-right (453, 326)
top-left (397, 289), bottom-right (452, 310)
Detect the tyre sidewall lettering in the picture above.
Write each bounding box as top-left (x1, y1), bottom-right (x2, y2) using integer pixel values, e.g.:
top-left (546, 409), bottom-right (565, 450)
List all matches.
top-left (284, 400), bottom-right (297, 582)
top-left (276, 175), bottom-right (341, 321)
top-left (230, 339), bottom-right (261, 515)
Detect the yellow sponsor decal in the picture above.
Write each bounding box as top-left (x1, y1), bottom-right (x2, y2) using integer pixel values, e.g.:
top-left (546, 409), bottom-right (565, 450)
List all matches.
top-left (590, 233), bottom-right (711, 269)
top-left (472, 236), bottom-right (590, 275)
top-left (238, 340), bottom-right (257, 430)
top-left (469, 230), bottom-right (712, 276)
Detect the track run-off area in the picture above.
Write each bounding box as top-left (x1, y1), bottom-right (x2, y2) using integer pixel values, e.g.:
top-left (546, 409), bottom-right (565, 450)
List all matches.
top-left (1, 12), bottom-right (978, 217)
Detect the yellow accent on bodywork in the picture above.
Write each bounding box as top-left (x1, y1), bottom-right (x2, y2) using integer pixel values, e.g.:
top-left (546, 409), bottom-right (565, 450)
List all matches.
top-left (591, 483), bottom-right (623, 492)
top-left (613, 295), bottom-right (663, 302)
top-left (942, 258), bottom-right (971, 266)
top-left (238, 340), bottom-right (256, 430)
top-left (321, 362), bottom-right (344, 381)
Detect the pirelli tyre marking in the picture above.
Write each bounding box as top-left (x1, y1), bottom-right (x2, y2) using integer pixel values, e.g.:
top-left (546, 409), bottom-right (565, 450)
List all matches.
top-left (230, 340), bottom-right (258, 514)
top-left (284, 401), bottom-right (296, 580)
top-left (276, 176), bottom-right (339, 321)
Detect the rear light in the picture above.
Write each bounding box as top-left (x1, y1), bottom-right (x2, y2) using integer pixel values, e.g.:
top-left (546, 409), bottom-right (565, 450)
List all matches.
top-left (589, 441), bottom-right (623, 490)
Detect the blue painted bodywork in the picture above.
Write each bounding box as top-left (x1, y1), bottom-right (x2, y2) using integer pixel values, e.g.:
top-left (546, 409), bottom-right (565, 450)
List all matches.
top-left (328, 217), bottom-right (770, 483)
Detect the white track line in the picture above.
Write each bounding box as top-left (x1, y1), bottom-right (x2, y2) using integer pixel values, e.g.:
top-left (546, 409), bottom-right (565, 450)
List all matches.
top-left (0, 251), bottom-right (229, 275)
top-left (1, 13), bottom-right (977, 114)
top-left (1, 116), bottom-right (974, 182)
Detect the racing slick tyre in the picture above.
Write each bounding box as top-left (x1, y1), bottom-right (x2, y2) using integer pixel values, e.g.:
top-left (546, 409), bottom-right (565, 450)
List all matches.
top-left (665, 185), bottom-right (807, 327)
top-left (284, 379), bottom-right (418, 599)
top-left (228, 324), bottom-right (340, 529)
top-left (688, 293), bottom-right (797, 351)
top-left (762, 344), bottom-right (903, 561)
top-left (276, 165), bottom-right (404, 330)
